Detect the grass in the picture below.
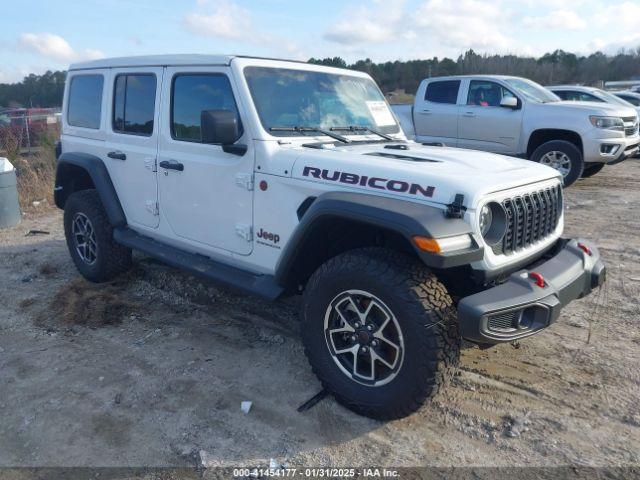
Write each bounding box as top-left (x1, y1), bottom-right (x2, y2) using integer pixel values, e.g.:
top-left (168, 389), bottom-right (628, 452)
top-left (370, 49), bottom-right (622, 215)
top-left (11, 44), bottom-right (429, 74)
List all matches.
top-left (1, 125), bottom-right (58, 211)
top-left (12, 149), bottom-right (57, 210)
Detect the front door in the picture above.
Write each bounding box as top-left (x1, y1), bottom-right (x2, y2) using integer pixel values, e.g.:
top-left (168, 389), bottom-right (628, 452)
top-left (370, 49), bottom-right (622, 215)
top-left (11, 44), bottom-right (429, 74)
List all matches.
top-left (457, 80), bottom-right (523, 154)
top-left (157, 67), bottom-right (254, 255)
top-left (104, 67), bottom-right (162, 229)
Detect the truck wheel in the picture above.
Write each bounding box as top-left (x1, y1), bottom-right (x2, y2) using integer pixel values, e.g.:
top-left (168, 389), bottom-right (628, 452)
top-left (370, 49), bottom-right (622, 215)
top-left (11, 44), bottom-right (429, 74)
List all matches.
top-left (531, 140), bottom-right (584, 187)
top-left (581, 163), bottom-right (605, 178)
top-left (63, 189), bottom-right (132, 282)
top-left (301, 248), bottom-right (460, 419)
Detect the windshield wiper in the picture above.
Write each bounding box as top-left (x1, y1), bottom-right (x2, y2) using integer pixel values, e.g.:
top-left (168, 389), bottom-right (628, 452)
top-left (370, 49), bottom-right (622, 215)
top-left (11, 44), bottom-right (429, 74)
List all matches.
top-left (330, 125), bottom-right (396, 141)
top-left (269, 126), bottom-right (350, 143)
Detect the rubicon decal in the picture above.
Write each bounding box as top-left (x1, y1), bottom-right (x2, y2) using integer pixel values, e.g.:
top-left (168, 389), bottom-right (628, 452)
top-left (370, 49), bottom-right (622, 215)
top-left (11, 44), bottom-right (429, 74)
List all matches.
top-left (303, 166), bottom-right (435, 198)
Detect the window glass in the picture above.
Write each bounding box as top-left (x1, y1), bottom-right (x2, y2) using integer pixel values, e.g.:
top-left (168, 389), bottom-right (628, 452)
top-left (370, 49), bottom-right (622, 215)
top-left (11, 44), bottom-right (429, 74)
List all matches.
top-left (425, 80), bottom-right (460, 104)
top-left (112, 74), bottom-right (156, 135)
top-left (244, 66), bottom-right (399, 135)
top-left (597, 89), bottom-right (635, 106)
top-left (618, 94), bottom-right (640, 106)
top-left (579, 92), bottom-right (603, 102)
top-left (467, 81), bottom-right (515, 107)
top-left (504, 78), bottom-right (559, 103)
top-left (171, 74), bottom-right (242, 143)
top-left (67, 75), bottom-right (104, 129)
top-left (556, 91), bottom-right (604, 103)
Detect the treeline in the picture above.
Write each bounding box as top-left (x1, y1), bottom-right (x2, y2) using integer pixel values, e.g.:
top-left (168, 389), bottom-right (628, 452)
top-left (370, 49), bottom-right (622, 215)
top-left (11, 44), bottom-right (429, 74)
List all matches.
top-left (309, 48), bottom-right (640, 94)
top-left (0, 70), bottom-right (66, 108)
top-left (2, 48), bottom-right (640, 107)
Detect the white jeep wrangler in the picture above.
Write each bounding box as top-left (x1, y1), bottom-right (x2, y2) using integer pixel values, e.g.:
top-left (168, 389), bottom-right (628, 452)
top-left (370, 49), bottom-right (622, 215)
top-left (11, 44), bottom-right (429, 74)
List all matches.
top-left (55, 55), bottom-right (605, 419)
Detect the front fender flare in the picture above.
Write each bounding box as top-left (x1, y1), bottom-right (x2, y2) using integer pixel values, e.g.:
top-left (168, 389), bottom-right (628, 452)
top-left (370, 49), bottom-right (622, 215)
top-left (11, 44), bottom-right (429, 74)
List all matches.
top-left (55, 152), bottom-right (127, 228)
top-left (275, 191), bottom-right (483, 286)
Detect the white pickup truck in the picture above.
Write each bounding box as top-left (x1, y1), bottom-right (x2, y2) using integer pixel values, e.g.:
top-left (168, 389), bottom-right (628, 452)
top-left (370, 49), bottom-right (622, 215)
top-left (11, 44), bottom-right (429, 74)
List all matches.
top-left (392, 75), bottom-right (640, 186)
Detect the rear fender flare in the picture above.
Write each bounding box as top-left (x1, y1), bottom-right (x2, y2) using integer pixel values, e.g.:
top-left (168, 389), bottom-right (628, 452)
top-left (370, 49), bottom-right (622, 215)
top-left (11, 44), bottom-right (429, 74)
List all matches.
top-left (55, 152), bottom-right (126, 228)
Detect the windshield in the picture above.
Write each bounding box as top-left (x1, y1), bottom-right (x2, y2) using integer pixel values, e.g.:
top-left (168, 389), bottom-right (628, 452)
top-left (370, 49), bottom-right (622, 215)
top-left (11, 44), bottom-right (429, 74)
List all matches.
top-left (597, 89), bottom-right (636, 107)
top-left (244, 66), bottom-right (400, 137)
top-left (505, 78), bottom-right (560, 103)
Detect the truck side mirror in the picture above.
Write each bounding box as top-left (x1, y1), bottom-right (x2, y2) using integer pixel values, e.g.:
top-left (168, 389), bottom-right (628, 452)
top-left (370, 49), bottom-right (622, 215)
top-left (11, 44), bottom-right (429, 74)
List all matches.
top-left (201, 109), bottom-right (241, 145)
top-left (500, 96), bottom-right (519, 109)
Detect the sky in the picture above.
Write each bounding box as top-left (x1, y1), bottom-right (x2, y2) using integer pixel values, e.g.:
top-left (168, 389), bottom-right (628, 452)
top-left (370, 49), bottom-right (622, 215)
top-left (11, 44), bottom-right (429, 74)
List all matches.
top-left (2, 0), bottom-right (640, 83)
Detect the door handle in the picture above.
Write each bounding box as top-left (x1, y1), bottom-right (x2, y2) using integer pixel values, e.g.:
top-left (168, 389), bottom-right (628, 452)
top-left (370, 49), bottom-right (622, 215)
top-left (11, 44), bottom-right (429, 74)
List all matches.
top-left (419, 109), bottom-right (431, 115)
top-left (107, 151), bottom-right (127, 161)
top-left (159, 160), bottom-right (184, 172)
top-left (463, 112), bottom-right (476, 117)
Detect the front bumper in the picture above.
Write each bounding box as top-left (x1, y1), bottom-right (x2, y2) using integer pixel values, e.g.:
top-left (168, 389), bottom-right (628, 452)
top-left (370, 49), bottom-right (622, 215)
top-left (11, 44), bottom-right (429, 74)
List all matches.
top-left (583, 133), bottom-right (639, 164)
top-left (458, 238), bottom-right (605, 345)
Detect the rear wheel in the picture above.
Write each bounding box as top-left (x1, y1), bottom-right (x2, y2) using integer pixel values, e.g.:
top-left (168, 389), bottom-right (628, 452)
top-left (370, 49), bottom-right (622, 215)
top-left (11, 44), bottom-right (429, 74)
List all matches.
top-left (531, 140), bottom-right (584, 187)
top-left (301, 248), bottom-right (460, 420)
top-left (581, 163), bottom-right (605, 178)
top-left (64, 189), bottom-right (132, 282)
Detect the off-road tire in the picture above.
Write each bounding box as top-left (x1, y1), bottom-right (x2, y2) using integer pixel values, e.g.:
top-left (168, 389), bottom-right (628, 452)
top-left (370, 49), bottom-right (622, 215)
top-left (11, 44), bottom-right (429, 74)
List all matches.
top-left (301, 248), bottom-right (460, 420)
top-left (63, 189), bottom-right (132, 282)
top-left (531, 140), bottom-right (584, 187)
top-left (581, 163), bottom-right (605, 178)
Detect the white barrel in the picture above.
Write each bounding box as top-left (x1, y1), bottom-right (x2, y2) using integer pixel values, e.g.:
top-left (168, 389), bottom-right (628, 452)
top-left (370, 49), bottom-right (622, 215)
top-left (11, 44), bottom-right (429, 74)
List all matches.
top-left (0, 157), bottom-right (21, 228)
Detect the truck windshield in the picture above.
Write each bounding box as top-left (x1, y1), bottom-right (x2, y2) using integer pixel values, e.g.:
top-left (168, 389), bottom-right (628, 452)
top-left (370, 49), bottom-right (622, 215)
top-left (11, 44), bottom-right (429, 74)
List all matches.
top-left (244, 66), bottom-right (400, 137)
top-left (504, 78), bottom-right (560, 103)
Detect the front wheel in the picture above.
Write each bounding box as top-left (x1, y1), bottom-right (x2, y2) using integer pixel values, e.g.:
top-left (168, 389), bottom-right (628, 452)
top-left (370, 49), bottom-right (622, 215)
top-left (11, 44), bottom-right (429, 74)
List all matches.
top-left (301, 248), bottom-right (460, 420)
top-left (531, 140), bottom-right (584, 187)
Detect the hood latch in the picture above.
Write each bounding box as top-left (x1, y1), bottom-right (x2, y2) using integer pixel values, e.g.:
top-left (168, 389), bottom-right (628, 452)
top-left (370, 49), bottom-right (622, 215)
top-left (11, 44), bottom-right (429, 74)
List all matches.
top-left (446, 194), bottom-right (466, 219)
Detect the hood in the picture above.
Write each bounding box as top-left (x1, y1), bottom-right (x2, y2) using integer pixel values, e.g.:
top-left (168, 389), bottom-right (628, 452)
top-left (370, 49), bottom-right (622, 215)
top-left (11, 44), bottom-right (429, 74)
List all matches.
top-left (541, 100), bottom-right (638, 118)
top-left (289, 142), bottom-right (561, 209)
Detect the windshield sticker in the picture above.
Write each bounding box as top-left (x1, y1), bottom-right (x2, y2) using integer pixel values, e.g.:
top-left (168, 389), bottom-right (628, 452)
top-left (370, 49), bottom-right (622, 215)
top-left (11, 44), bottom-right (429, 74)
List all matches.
top-left (366, 101), bottom-right (396, 127)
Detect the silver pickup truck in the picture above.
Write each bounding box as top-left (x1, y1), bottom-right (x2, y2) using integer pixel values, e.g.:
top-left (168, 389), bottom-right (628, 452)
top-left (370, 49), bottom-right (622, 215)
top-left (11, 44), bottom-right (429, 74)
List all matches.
top-left (392, 75), bottom-right (640, 186)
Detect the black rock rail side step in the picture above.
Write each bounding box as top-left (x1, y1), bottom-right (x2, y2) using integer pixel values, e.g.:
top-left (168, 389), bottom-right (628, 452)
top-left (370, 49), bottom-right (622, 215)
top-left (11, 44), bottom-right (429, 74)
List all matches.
top-left (113, 228), bottom-right (284, 301)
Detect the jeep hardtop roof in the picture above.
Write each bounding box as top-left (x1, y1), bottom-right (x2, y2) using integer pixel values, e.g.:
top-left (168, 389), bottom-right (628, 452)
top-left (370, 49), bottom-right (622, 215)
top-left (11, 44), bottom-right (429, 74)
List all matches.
top-left (69, 54), bottom-right (311, 71)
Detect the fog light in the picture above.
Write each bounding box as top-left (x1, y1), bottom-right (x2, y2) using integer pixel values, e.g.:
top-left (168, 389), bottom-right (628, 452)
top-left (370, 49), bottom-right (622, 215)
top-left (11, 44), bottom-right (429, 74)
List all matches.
top-left (600, 144), bottom-right (620, 155)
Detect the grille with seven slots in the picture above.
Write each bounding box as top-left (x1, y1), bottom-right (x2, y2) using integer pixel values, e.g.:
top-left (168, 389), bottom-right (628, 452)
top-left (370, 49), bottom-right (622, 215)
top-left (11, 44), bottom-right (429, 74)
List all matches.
top-left (492, 185), bottom-right (563, 256)
top-left (623, 116), bottom-right (639, 137)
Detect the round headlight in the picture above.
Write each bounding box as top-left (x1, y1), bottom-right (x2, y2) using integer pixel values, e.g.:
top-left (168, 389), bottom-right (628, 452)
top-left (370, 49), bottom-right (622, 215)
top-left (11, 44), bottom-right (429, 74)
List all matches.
top-left (479, 202), bottom-right (507, 246)
top-left (479, 205), bottom-right (493, 236)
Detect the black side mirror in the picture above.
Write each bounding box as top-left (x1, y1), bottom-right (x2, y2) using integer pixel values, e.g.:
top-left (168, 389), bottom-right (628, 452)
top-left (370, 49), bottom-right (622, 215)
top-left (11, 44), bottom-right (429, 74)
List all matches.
top-left (201, 109), bottom-right (240, 145)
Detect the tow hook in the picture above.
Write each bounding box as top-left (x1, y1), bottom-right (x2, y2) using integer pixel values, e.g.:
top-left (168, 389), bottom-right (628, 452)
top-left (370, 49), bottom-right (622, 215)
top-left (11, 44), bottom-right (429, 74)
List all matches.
top-left (529, 272), bottom-right (546, 288)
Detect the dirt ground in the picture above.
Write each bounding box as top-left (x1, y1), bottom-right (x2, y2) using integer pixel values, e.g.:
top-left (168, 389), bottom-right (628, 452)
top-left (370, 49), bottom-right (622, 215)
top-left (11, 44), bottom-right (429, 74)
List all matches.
top-left (0, 161), bottom-right (639, 470)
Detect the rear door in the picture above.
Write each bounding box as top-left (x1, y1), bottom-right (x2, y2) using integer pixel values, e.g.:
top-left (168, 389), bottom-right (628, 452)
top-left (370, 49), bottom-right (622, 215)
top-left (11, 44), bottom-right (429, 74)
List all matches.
top-left (413, 79), bottom-right (460, 146)
top-left (104, 68), bottom-right (163, 229)
top-left (457, 80), bottom-right (523, 154)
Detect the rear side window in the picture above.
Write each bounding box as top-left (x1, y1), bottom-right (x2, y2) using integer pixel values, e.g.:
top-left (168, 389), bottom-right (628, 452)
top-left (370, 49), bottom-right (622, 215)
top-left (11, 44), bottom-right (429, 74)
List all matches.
top-left (113, 74), bottom-right (157, 136)
top-left (67, 75), bottom-right (104, 129)
top-left (171, 74), bottom-right (243, 143)
top-left (425, 80), bottom-right (461, 104)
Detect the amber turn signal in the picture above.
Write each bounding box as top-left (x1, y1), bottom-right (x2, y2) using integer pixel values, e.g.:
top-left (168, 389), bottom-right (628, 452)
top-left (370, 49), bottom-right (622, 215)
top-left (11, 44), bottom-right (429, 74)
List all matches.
top-left (412, 236), bottom-right (441, 253)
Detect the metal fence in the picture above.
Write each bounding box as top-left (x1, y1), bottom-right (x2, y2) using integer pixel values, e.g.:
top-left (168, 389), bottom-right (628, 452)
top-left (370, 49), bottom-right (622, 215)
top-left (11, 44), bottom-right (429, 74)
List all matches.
top-left (0, 109), bottom-right (61, 155)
